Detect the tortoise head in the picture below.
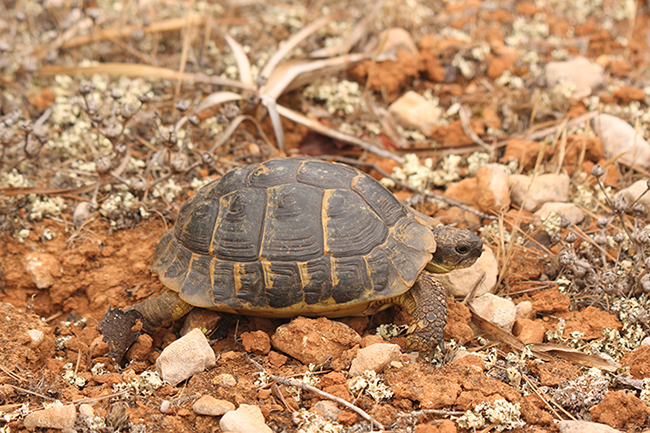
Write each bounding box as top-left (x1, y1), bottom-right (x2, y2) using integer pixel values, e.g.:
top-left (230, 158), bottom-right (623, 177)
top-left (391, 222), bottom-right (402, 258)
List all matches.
top-left (426, 227), bottom-right (483, 273)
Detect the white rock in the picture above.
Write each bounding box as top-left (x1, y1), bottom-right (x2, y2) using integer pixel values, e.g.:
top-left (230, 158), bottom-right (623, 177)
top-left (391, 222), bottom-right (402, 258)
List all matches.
top-left (388, 91), bottom-right (442, 136)
top-left (616, 179), bottom-right (650, 214)
top-left (78, 404), bottom-right (94, 418)
top-left (534, 202), bottom-right (585, 225)
top-left (192, 395), bottom-right (235, 416)
top-left (26, 329), bottom-right (45, 348)
top-left (155, 328), bottom-right (216, 386)
top-left (640, 336), bottom-right (650, 346)
top-left (515, 301), bottom-right (534, 320)
top-left (594, 114), bottom-right (650, 170)
top-left (348, 343), bottom-right (401, 376)
top-left (214, 373), bottom-right (237, 388)
top-left (23, 404), bottom-right (76, 431)
top-left (509, 174), bottom-right (570, 212)
top-left (437, 246), bottom-right (498, 298)
top-left (470, 294), bottom-right (516, 331)
top-left (558, 420), bottom-right (621, 433)
top-left (475, 164), bottom-right (510, 213)
top-left (220, 404), bottom-right (273, 433)
top-left (313, 400), bottom-right (342, 421)
top-left (545, 57), bottom-right (604, 98)
top-left (22, 251), bottom-right (60, 289)
top-left (377, 28), bottom-right (418, 57)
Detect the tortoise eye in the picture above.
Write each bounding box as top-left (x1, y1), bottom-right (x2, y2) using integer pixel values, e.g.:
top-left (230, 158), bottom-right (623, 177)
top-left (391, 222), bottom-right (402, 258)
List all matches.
top-left (456, 244), bottom-right (470, 255)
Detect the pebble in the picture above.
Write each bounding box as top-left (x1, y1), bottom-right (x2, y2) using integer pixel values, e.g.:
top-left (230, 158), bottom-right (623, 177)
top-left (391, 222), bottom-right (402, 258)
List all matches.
top-left (213, 373), bottom-right (237, 388)
top-left (348, 343), bottom-right (401, 376)
top-left (534, 202), bottom-right (585, 225)
top-left (78, 404), bottom-right (94, 418)
top-left (545, 57), bottom-right (604, 98)
top-left (376, 28), bottom-right (418, 58)
top-left (240, 330), bottom-right (271, 355)
top-left (23, 404), bottom-right (76, 431)
top-left (219, 404), bottom-right (273, 433)
top-left (594, 114), bottom-right (650, 170)
top-left (192, 395), bottom-right (235, 416)
top-left (436, 246), bottom-right (498, 298)
top-left (271, 317), bottom-right (361, 365)
top-left (469, 293), bottom-right (516, 331)
top-left (558, 420), bottom-right (622, 433)
top-left (509, 173), bottom-right (570, 212)
top-left (475, 163), bottom-right (511, 213)
top-left (515, 301), bottom-right (534, 320)
top-left (22, 251), bottom-right (60, 289)
top-left (313, 400), bottom-right (342, 421)
top-left (616, 179), bottom-right (650, 214)
top-left (26, 329), bottom-right (45, 348)
top-left (388, 91), bottom-right (442, 136)
top-left (155, 328), bottom-right (216, 386)
top-left (512, 318), bottom-right (545, 344)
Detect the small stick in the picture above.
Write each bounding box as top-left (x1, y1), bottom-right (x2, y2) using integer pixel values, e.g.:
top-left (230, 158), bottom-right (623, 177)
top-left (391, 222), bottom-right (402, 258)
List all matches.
top-left (247, 357), bottom-right (384, 431)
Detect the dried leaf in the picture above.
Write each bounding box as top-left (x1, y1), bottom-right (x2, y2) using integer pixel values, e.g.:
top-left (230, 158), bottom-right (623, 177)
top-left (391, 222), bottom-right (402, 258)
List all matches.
top-left (529, 344), bottom-right (621, 372)
top-left (216, 29), bottom-right (254, 89)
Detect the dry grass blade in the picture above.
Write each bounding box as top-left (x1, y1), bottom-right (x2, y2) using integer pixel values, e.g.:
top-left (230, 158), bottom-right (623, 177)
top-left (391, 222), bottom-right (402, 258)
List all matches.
top-left (529, 344), bottom-right (621, 372)
top-left (309, 0), bottom-right (381, 58)
top-left (258, 15), bottom-right (334, 84)
top-left (208, 114), bottom-right (274, 154)
top-left (193, 91), bottom-right (244, 114)
top-left (37, 64), bottom-right (253, 90)
top-left (260, 95), bottom-right (286, 150)
top-left (216, 29), bottom-right (254, 89)
top-left (373, 106), bottom-right (407, 148)
top-left (276, 104), bottom-right (403, 163)
top-left (263, 53), bottom-right (368, 100)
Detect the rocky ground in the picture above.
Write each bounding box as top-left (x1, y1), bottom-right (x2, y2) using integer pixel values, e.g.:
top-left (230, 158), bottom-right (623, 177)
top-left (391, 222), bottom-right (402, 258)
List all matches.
top-left (2, 0), bottom-right (650, 432)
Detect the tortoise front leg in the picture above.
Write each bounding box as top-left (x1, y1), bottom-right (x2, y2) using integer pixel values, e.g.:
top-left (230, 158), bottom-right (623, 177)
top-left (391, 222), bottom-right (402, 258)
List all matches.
top-left (397, 272), bottom-right (448, 353)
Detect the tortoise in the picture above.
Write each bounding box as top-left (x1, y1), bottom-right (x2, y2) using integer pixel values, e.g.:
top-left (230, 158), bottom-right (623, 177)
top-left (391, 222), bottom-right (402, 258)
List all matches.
top-left (118, 157), bottom-right (482, 354)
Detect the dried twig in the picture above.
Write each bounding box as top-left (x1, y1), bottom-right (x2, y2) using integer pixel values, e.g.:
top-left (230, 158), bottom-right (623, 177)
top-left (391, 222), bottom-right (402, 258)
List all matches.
top-left (247, 357), bottom-right (384, 431)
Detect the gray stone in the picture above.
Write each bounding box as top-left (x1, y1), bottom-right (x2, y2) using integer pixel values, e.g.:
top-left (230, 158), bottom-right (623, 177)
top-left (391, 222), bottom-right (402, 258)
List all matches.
top-left (510, 173), bottom-right (570, 212)
top-left (220, 404), bottom-right (272, 433)
top-left (192, 395), bottom-right (235, 416)
top-left (78, 403), bottom-right (94, 418)
top-left (515, 301), bottom-right (534, 320)
top-left (545, 57), bottom-right (604, 98)
top-left (24, 404), bottom-right (76, 431)
top-left (616, 179), bottom-right (650, 214)
top-left (535, 202), bottom-right (585, 225)
top-left (594, 114), bottom-right (650, 170)
top-left (558, 420), bottom-right (622, 433)
top-left (313, 400), bottom-right (342, 421)
top-left (388, 91), bottom-right (442, 136)
top-left (437, 246), bottom-right (498, 298)
top-left (155, 328), bottom-right (216, 386)
top-left (470, 294), bottom-right (516, 331)
top-left (349, 343), bottom-right (401, 376)
top-left (22, 251), bottom-right (60, 289)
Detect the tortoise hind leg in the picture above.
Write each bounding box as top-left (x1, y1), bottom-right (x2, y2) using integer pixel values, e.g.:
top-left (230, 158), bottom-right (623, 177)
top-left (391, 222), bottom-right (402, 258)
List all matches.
top-left (98, 290), bottom-right (194, 361)
top-left (397, 272), bottom-right (448, 354)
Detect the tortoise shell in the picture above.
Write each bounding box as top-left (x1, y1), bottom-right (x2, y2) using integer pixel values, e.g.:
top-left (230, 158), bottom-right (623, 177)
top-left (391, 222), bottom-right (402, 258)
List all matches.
top-left (151, 157), bottom-right (437, 318)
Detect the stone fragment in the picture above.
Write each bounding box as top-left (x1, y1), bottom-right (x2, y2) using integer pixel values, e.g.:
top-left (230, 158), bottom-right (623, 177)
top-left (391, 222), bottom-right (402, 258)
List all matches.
top-left (469, 293), bottom-right (516, 331)
top-left (26, 329), bottom-right (45, 348)
top-left (545, 57), bottom-right (604, 98)
top-left (589, 391), bottom-right (650, 429)
top-left (313, 400), bottom-right (342, 421)
top-left (361, 334), bottom-right (385, 348)
top-left (192, 395), bottom-right (235, 416)
top-left (515, 301), bottom-right (533, 320)
top-left (240, 330), bottom-right (271, 355)
top-left (155, 328), bottom-right (216, 386)
top-left (219, 404), bottom-right (273, 433)
top-left (78, 404), bottom-right (94, 418)
top-left (213, 373), bottom-right (237, 388)
top-left (22, 251), bottom-right (60, 289)
top-left (509, 174), bottom-right (570, 212)
top-left (271, 317), bottom-right (361, 365)
top-left (534, 202), bottom-right (585, 225)
top-left (475, 164), bottom-right (510, 213)
top-left (23, 404), bottom-right (76, 431)
top-left (616, 179), bottom-right (650, 214)
top-left (377, 28), bottom-right (418, 57)
top-left (348, 343), bottom-right (401, 376)
top-left (512, 318), bottom-right (545, 344)
top-left (388, 91), bottom-right (442, 136)
top-left (594, 114), bottom-right (650, 170)
top-left (558, 420), bottom-right (622, 433)
top-left (437, 246), bottom-right (498, 298)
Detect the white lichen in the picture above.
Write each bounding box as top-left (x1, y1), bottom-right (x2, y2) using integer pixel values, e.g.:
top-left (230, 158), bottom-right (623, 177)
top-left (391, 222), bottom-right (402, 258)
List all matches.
top-left (348, 370), bottom-right (393, 403)
top-left (456, 399), bottom-right (525, 431)
top-left (293, 408), bottom-right (343, 433)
